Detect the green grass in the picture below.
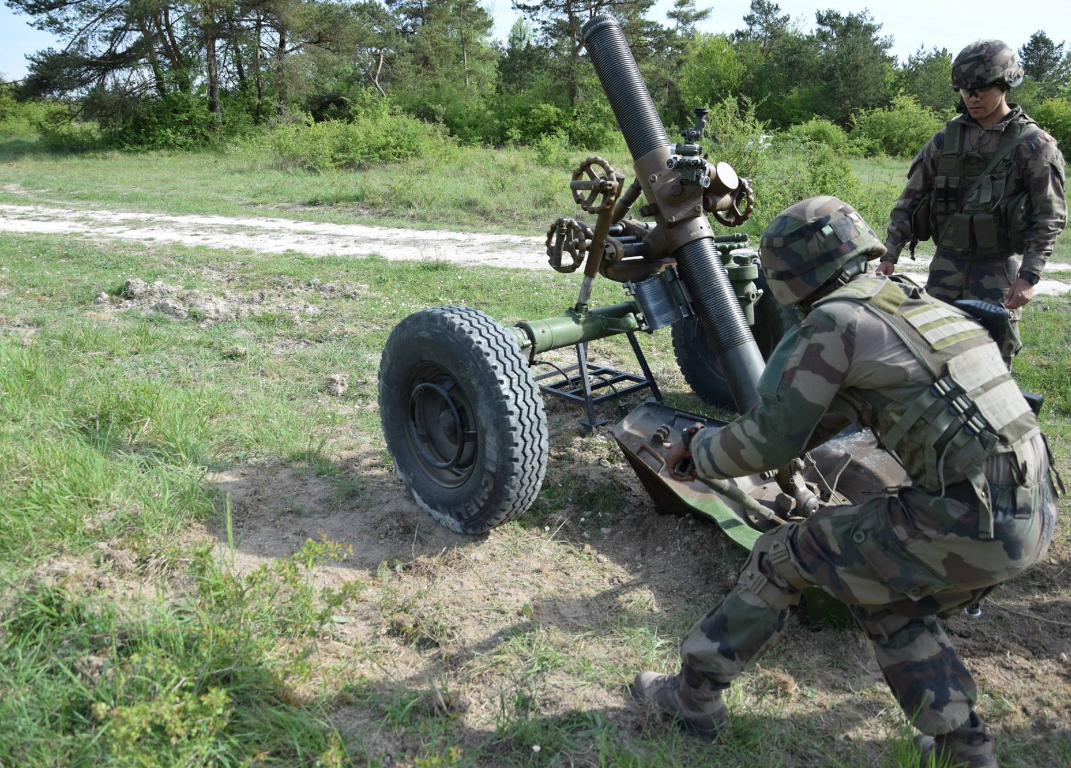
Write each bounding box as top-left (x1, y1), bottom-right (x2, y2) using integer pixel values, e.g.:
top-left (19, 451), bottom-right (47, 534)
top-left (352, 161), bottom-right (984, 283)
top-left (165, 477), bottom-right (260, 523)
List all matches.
top-left (0, 226), bottom-right (1068, 762)
top-left (4, 136), bottom-right (1068, 263)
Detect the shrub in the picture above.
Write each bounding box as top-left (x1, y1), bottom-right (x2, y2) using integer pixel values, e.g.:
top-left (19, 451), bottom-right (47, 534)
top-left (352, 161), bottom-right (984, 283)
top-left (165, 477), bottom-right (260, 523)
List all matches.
top-left (1032, 98), bottom-right (1071, 151)
top-left (782, 118), bottom-right (850, 152)
top-left (35, 114), bottom-right (104, 151)
top-left (750, 143), bottom-right (863, 236)
top-left (702, 96), bottom-right (770, 180)
top-left (0, 86), bottom-right (65, 139)
top-left (271, 109), bottom-right (457, 171)
top-left (851, 95), bottom-right (944, 158)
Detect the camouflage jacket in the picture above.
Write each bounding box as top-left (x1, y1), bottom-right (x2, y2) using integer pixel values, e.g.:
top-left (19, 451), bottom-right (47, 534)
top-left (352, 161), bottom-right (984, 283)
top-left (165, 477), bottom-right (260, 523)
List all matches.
top-left (884, 106), bottom-right (1067, 278)
top-left (690, 275), bottom-right (1046, 483)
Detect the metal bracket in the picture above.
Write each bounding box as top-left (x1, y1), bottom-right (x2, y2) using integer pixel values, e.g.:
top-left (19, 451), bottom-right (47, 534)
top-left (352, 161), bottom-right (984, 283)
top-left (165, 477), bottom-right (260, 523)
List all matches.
top-left (532, 333), bottom-right (663, 431)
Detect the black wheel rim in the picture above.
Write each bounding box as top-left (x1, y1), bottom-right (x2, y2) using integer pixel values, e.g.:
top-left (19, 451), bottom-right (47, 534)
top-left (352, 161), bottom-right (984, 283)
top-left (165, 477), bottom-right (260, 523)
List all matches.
top-left (404, 364), bottom-right (478, 488)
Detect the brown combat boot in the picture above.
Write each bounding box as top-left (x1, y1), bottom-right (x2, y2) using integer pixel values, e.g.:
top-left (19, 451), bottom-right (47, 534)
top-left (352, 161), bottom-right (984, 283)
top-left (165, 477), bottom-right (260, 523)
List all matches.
top-left (632, 668), bottom-right (727, 741)
top-left (914, 712), bottom-right (997, 768)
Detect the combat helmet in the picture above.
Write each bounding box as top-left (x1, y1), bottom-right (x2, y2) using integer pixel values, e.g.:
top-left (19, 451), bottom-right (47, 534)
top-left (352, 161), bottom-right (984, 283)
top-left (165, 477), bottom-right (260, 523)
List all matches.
top-left (759, 196), bottom-right (886, 307)
top-left (952, 40), bottom-right (1025, 90)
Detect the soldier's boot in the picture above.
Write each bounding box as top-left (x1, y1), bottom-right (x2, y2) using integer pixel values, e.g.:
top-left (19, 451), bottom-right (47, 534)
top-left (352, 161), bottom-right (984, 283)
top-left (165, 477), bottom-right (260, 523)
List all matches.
top-left (632, 668), bottom-right (727, 742)
top-left (914, 712), bottom-right (997, 768)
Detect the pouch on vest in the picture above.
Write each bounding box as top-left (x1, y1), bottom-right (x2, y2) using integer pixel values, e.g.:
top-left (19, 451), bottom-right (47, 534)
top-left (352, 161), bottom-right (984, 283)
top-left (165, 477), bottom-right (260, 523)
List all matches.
top-left (972, 213), bottom-right (1001, 255)
top-left (909, 196), bottom-right (931, 254)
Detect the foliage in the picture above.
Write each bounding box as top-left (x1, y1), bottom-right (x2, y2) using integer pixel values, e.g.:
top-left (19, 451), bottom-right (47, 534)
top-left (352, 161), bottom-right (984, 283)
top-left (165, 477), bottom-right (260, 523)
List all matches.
top-left (272, 109), bottom-right (456, 170)
top-left (91, 90), bottom-right (236, 150)
top-left (704, 96), bottom-right (769, 180)
top-left (809, 9), bottom-right (896, 125)
top-left (1019, 31), bottom-right (1071, 99)
top-left (896, 46), bottom-right (958, 115)
top-left (851, 95), bottom-right (944, 158)
top-left (0, 538), bottom-right (361, 767)
top-left (0, 86), bottom-right (66, 139)
top-left (1032, 98), bottom-right (1071, 151)
top-left (781, 118), bottom-right (850, 152)
top-left (677, 35), bottom-right (743, 113)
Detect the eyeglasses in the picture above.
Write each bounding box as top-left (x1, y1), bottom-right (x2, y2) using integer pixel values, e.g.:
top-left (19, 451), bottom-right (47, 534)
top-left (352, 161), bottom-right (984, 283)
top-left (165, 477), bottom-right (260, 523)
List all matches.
top-left (959, 86), bottom-right (997, 100)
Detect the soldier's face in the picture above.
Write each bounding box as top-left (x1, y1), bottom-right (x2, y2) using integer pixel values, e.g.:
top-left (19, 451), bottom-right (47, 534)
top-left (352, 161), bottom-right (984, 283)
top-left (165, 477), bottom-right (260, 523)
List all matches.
top-left (959, 85), bottom-right (1006, 121)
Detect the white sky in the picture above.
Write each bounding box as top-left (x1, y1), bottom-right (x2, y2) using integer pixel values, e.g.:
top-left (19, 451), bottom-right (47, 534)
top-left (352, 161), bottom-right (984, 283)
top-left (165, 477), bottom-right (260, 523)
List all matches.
top-left (3, 0), bottom-right (1070, 82)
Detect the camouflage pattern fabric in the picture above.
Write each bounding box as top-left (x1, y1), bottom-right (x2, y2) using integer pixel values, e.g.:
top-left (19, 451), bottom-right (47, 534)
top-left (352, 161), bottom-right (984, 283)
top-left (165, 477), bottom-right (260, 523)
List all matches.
top-left (759, 196), bottom-right (885, 307)
top-left (884, 107), bottom-right (1067, 280)
top-left (680, 477), bottom-right (1057, 735)
top-left (952, 40), bottom-right (1025, 90)
top-left (684, 272), bottom-right (1057, 736)
top-left (926, 251), bottom-right (1023, 363)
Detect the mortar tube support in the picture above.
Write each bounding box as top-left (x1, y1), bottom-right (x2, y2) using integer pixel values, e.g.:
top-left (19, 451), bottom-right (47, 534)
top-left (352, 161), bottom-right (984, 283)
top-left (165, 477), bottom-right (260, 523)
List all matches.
top-left (612, 178), bottom-right (644, 224)
top-left (576, 176), bottom-right (622, 313)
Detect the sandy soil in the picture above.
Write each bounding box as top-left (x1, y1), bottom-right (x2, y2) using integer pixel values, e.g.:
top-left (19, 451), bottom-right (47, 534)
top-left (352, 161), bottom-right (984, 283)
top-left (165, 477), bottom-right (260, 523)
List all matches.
top-left (0, 201), bottom-right (545, 268)
top-left (1, 200), bottom-right (1070, 296)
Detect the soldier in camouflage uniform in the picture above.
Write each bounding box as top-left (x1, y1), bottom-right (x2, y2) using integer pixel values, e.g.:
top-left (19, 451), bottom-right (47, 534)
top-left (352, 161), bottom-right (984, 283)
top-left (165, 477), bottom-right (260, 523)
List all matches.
top-left (634, 197), bottom-right (1059, 768)
top-left (878, 40), bottom-right (1067, 365)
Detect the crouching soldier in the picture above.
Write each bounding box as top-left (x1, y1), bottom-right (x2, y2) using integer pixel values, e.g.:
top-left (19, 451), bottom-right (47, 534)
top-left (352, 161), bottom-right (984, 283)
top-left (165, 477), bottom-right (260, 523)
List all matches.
top-left (636, 196), bottom-right (1059, 768)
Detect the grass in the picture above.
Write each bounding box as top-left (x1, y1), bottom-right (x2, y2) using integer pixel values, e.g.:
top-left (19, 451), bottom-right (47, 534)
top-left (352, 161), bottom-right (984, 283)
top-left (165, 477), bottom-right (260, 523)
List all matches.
top-left (4, 135), bottom-right (1068, 263)
top-left (0, 229), bottom-right (1067, 767)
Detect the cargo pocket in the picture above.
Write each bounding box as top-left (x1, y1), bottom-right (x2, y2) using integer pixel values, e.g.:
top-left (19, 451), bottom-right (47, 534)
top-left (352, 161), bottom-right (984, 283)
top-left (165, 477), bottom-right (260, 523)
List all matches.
top-left (849, 502), bottom-right (953, 601)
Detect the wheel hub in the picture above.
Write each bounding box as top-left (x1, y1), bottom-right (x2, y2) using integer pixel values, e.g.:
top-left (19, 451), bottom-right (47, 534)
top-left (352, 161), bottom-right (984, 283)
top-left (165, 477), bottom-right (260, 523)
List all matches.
top-left (406, 368), bottom-right (478, 487)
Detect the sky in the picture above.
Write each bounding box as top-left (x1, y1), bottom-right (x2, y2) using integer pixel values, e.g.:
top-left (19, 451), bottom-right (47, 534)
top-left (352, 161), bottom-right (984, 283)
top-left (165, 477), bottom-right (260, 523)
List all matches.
top-left (3, 0), bottom-right (1071, 81)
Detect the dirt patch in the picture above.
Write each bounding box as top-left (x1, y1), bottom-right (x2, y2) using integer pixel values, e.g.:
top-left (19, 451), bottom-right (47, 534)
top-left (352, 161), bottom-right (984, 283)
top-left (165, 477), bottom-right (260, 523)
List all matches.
top-left (99, 276), bottom-right (370, 325)
top-left (3, 201), bottom-right (1071, 298)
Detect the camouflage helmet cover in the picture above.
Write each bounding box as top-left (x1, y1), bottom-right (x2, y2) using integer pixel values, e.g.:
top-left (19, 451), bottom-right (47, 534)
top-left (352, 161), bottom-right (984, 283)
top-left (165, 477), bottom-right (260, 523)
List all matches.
top-left (952, 40), bottom-right (1025, 90)
top-left (759, 196), bottom-right (886, 306)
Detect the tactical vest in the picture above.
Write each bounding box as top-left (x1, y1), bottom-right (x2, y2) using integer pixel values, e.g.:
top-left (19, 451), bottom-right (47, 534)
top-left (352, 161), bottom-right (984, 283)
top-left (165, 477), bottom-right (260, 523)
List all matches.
top-left (926, 112), bottom-right (1038, 259)
top-left (815, 275), bottom-right (1040, 537)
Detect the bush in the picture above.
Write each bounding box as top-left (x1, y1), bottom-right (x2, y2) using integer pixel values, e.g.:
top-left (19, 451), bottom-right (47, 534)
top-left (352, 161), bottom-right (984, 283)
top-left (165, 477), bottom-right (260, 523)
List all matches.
top-left (755, 144), bottom-right (863, 235)
top-left (782, 118), bottom-right (850, 152)
top-left (271, 109), bottom-right (457, 171)
top-left (87, 90), bottom-right (223, 150)
top-left (1032, 98), bottom-right (1071, 151)
top-left (702, 96), bottom-right (770, 180)
top-left (851, 95), bottom-right (944, 158)
top-left (35, 113), bottom-right (104, 151)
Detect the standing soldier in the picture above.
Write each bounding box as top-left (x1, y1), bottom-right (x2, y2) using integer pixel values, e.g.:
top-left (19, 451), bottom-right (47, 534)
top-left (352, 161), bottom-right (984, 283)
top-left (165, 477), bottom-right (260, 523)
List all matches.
top-left (635, 197), bottom-right (1059, 768)
top-left (877, 40), bottom-right (1067, 365)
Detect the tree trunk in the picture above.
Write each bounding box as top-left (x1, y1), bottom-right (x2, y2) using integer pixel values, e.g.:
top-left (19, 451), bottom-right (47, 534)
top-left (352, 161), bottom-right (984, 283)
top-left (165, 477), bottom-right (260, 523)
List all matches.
top-left (460, 5), bottom-right (469, 88)
top-left (229, 16), bottom-right (246, 92)
top-left (207, 32), bottom-right (221, 124)
top-left (276, 25), bottom-right (288, 109)
top-left (253, 12), bottom-right (264, 122)
top-left (161, 7), bottom-right (189, 92)
top-left (139, 21), bottom-right (168, 97)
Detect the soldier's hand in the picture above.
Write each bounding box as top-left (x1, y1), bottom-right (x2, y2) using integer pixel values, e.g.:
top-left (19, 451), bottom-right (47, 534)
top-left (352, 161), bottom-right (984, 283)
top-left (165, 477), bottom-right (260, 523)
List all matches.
top-left (1005, 278), bottom-right (1035, 310)
top-left (663, 423), bottom-right (703, 481)
top-left (875, 260), bottom-right (896, 276)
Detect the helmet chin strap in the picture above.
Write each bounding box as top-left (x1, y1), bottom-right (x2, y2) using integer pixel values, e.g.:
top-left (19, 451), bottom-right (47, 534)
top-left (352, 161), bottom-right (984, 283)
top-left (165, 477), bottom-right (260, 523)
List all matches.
top-left (798, 255), bottom-right (870, 313)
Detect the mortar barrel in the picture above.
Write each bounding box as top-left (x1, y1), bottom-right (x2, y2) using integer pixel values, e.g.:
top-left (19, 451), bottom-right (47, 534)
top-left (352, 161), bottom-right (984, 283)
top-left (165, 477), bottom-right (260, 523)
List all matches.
top-left (582, 14), bottom-right (764, 412)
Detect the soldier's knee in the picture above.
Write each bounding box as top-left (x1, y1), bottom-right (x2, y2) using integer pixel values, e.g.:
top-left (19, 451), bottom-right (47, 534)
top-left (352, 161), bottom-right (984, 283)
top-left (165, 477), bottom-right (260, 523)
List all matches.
top-left (738, 526), bottom-right (810, 610)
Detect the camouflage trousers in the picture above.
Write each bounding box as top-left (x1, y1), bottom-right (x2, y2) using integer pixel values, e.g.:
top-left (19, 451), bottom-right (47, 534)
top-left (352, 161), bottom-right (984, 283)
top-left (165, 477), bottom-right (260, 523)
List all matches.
top-left (679, 473), bottom-right (1057, 735)
top-left (925, 248), bottom-right (1023, 364)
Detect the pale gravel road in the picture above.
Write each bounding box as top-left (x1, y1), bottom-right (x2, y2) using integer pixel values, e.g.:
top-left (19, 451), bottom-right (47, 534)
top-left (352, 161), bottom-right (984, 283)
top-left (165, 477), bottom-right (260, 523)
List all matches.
top-left (1, 201), bottom-right (1069, 296)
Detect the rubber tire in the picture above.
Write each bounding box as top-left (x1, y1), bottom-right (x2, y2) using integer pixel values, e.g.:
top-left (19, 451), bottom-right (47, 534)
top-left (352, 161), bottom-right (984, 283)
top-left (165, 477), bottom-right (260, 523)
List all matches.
top-left (378, 306), bottom-right (548, 534)
top-left (671, 266), bottom-right (799, 412)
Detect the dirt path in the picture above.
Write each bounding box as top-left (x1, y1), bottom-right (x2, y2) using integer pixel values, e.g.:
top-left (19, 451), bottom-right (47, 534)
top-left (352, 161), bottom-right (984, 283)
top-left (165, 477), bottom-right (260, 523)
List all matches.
top-left (2, 200), bottom-right (1070, 295)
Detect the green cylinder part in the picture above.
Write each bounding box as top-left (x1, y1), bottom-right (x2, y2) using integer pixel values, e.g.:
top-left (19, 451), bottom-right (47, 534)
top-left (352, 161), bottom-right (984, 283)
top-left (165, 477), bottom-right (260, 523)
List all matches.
top-left (727, 261), bottom-right (760, 325)
top-left (511, 301), bottom-right (642, 355)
